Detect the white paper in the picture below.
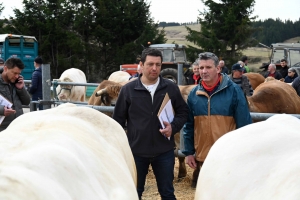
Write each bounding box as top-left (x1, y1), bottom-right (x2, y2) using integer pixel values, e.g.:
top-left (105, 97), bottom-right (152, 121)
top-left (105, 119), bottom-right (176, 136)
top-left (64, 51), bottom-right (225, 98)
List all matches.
top-left (0, 94), bottom-right (13, 125)
top-left (158, 99), bottom-right (174, 140)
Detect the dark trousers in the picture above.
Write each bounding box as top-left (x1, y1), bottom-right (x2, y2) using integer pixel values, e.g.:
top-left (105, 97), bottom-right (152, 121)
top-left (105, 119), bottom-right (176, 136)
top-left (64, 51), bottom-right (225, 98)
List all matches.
top-left (134, 149), bottom-right (176, 200)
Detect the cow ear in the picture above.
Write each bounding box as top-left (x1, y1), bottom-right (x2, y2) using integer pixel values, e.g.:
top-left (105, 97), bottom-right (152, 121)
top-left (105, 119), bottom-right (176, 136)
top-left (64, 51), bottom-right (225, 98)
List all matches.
top-left (53, 79), bottom-right (61, 82)
top-left (63, 77), bottom-right (73, 82)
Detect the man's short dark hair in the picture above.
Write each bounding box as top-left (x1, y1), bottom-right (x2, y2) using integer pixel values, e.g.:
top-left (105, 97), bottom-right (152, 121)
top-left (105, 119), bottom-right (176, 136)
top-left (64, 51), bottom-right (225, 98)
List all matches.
top-left (281, 59), bottom-right (287, 63)
top-left (5, 57), bottom-right (25, 70)
top-left (241, 56), bottom-right (248, 62)
top-left (141, 48), bottom-right (163, 64)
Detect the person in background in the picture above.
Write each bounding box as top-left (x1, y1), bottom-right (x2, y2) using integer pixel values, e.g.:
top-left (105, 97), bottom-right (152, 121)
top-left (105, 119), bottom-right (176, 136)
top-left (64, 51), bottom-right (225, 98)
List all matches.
top-left (284, 68), bottom-right (298, 83)
top-left (229, 63), bottom-right (253, 96)
top-left (129, 64), bottom-right (142, 80)
top-left (292, 76), bottom-right (300, 97)
top-left (29, 56), bottom-right (43, 110)
top-left (0, 57), bottom-right (31, 131)
top-left (0, 58), bottom-right (4, 69)
top-left (280, 59), bottom-right (289, 78)
top-left (187, 61), bottom-right (200, 85)
top-left (241, 56), bottom-right (250, 73)
top-left (113, 48), bottom-right (188, 199)
top-left (219, 60), bottom-right (228, 74)
top-left (264, 63), bottom-right (282, 80)
top-left (183, 52), bottom-right (252, 188)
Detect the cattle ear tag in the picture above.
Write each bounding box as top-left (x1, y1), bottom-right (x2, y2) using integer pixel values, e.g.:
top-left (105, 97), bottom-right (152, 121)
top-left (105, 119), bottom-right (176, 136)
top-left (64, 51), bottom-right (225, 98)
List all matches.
top-left (53, 79), bottom-right (61, 82)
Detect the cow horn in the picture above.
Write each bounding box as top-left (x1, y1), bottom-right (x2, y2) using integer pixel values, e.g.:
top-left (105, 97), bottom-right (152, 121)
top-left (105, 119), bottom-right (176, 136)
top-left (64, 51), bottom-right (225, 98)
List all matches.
top-left (95, 88), bottom-right (107, 97)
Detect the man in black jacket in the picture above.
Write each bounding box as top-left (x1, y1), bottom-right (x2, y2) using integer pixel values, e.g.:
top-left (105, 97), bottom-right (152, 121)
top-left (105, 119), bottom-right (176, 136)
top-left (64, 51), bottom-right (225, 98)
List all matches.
top-left (280, 59), bottom-right (289, 78)
top-left (113, 48), bottom-right (189, 200)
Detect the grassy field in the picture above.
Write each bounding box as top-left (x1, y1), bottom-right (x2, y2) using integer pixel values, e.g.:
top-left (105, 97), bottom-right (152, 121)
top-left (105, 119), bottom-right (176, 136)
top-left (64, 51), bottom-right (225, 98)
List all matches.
top-left (159, 25), bottom-right (300, 72)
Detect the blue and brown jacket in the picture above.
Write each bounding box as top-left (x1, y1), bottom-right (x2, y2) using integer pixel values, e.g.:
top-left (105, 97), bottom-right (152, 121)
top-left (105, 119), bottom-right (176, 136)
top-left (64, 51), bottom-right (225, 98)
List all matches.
top-left (183, 74), bottom-right (252, 162)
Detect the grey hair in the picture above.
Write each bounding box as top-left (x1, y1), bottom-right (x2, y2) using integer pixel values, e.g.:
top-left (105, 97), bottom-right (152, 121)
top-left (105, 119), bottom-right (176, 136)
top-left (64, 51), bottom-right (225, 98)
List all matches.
top-left (288, 68), bottom-right (296, 73)
top-left (269, 63), bottom-right (276, 70)
top-left (198, 52), bottom-right (219, 67)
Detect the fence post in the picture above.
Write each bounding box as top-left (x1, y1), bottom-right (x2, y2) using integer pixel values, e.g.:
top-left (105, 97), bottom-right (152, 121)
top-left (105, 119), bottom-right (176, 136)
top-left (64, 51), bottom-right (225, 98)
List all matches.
top-left (42, 64), bottom-right (51, 109)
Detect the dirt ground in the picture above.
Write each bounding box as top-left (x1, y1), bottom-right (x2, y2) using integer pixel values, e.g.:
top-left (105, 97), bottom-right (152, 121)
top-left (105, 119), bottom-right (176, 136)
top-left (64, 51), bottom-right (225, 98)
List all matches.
top-left (141, 158), bottom-right (196, 200)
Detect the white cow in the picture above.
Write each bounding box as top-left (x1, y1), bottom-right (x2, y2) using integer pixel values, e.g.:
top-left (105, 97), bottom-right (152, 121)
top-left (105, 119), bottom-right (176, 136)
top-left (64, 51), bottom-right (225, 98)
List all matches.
top-left (56, 68), bottom-right (86, 102)
top-left (108, 71), bottom-right (131, 83)
top-left (0, 103), bottom-right (138, 200)
top-left (195, 114), bottom-right (300, 200)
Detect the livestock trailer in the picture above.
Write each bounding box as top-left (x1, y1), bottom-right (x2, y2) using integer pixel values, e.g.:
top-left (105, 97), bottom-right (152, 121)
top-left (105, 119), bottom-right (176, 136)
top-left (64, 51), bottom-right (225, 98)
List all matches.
top-left (0, 34), bottom-right (38, 80)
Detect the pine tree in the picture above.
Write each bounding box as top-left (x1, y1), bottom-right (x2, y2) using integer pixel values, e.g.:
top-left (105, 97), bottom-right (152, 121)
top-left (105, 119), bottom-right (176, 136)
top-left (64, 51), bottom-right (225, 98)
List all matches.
top-left (186, 0), bottom-right (258, 64)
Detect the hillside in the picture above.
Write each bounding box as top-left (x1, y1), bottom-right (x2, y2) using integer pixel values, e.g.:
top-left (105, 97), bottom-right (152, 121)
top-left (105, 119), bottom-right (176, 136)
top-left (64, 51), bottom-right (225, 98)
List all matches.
top-left (159, 25), bottom-right (300, 71)
top-left (159, 24), bottom-right (200, 46)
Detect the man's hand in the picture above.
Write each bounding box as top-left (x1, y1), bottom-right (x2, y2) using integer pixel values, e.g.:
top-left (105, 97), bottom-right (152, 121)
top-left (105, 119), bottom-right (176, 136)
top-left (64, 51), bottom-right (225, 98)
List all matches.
top-left (15, 76), bottom-right (25, 89)
top-left (4, 106), bottom-right (16, 116)
top-left (186, 155), bottom-right (197, 169)
top-left (159, 121), bottom-right (172, 138)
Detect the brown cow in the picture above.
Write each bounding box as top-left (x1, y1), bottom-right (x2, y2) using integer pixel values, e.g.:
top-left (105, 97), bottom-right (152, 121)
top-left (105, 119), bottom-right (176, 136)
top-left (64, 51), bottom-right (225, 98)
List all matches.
top-left (247, 81), bottom-right (300, 114)
top-left (243, 72), bottom-right (265, 90)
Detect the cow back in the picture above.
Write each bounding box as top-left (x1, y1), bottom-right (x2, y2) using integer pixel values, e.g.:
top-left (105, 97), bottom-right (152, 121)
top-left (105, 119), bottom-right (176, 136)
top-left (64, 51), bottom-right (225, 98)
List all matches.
top-left (244, 72), bottom-right (265, 90)
top-left (0, 103), bottom-right (137, 200)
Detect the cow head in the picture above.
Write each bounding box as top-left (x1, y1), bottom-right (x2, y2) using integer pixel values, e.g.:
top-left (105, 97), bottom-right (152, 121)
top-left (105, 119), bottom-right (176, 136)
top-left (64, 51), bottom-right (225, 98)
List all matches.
top-left (56, 77), bottom-right (74, 101)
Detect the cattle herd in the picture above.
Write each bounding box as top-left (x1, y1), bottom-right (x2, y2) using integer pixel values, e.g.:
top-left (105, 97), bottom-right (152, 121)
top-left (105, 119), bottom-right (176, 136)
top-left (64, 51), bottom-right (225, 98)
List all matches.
top-left (1, 69), bottom-right (300, 200)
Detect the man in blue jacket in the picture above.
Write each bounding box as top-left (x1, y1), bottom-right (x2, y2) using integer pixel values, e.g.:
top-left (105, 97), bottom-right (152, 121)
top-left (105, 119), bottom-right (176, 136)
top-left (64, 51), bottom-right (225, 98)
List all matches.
top-left (113, 48), bottom-right (189, 200)
top-left (29, 56), bottom-right (43, 110)
top-left (183, 52), bottom-right (252, 188)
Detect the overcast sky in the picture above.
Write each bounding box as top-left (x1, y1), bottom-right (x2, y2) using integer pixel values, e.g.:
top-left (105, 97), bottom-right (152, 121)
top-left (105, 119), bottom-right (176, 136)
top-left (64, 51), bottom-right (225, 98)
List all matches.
top-left (1, 0), bottom-right (299, 23)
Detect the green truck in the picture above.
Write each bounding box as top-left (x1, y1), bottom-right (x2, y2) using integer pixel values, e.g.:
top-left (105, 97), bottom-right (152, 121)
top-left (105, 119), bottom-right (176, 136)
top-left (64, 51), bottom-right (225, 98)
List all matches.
top-left (0, 34), bottom-right (38, 80)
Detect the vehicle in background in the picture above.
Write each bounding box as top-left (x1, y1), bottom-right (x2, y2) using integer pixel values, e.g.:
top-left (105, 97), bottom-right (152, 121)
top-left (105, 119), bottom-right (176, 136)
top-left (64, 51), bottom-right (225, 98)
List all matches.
top-left (259, 43), bottom-right (300, 74)
top-left (0, 34), bottom-right (38, 80)
top-left (120, 44), bottom-right (191, 85)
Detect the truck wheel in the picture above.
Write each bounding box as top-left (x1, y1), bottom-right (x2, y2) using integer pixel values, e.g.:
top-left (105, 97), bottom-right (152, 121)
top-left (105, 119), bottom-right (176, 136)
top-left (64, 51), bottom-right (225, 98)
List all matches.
top-left (160, 68), bottom-right (186, 85)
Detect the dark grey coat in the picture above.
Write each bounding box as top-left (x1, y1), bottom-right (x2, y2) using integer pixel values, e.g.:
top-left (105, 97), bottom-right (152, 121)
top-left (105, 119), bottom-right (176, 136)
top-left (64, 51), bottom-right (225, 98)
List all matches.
top-left (0, 70), bottom-right (31, 131)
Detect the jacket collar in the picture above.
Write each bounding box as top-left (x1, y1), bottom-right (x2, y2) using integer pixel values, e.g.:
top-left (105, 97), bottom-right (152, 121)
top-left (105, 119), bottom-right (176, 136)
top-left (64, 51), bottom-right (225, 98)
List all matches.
top-left (198, 73), bottom-right (232, 93)
top-left (134, 75), bottom-right (168, 92)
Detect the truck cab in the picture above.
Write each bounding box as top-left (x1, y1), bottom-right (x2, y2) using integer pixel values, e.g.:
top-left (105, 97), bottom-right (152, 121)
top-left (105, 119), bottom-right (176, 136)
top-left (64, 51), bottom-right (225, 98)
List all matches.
top-left (120, 44), bottom-right (191, 85)
top-left (0, 34), bottom-right (38, 80)
top-left (260, 43), bottom-right (300, 71)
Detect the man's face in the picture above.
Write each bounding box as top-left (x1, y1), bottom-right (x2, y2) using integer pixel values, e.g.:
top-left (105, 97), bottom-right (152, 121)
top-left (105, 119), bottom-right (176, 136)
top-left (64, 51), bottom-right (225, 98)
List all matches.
top-left (268, 65), bottom-right (275, 73)
top-left (141, 55), bottom-right (162, 82)
top-left (199, 59), bottom-right (220, 86)
top-left (4, 66), bottom-right (21, 83)
top-left (288, 71), bottom-right (295, 77)
top-left (280, 61), bottom-right (287, 67)
top-left (233, 70), bottom-right (243, 78)
top-left (219, 61), bottom-right (224, 68)
top-left (192, 65), bottom-right (200, 75)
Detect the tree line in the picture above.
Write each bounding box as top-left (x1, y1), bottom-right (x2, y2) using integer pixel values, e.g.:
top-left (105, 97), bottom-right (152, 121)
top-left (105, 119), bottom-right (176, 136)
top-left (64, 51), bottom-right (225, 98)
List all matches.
top-left (252, 18), bottom-right (300, 46)
top-left (0, 1), bottom-right (166, 82)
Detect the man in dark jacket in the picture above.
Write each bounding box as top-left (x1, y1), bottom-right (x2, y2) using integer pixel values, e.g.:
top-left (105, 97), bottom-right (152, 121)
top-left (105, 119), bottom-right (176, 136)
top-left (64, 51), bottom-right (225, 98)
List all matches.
top-left (29, 56), bottom-right (43, 110)
top-left (264, 63), bottom-right (282, 80)
top-left (113, 48), bottom-right (189, 200)
top-left (279, 59), bottom-right (289, 78)
top-left (0, 57), bottom-right (31, 131)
